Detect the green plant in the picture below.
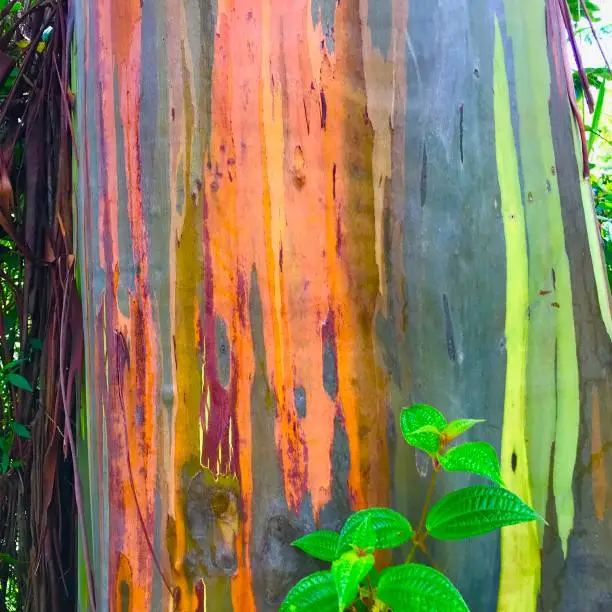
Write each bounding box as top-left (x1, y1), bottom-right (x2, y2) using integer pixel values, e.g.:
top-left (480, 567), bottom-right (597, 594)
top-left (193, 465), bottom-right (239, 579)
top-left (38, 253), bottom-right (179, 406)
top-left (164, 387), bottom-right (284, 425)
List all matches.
top-left (566, 0), bottom-right (600, 24)
top-left (280, 404), bottom-right (544, 611)
top-left (0, 0), bottom-right (77, 607)
top-left (0, 358), bottom-right (31, 473)
top-left (0, 418), bottom-right (29, 473)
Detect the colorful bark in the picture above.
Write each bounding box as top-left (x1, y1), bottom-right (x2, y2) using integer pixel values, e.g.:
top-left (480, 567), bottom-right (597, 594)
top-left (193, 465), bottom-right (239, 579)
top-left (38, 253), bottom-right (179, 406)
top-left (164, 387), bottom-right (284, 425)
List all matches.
top-left (73, 0), bottom-right (612, 610)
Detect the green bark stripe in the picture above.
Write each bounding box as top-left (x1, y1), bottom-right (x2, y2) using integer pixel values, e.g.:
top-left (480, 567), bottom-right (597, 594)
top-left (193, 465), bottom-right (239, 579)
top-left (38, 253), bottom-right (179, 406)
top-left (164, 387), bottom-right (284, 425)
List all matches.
top-left (493, 18), bottom-right (540, 612)
top-left (502, 0), bottom-right (579, 560)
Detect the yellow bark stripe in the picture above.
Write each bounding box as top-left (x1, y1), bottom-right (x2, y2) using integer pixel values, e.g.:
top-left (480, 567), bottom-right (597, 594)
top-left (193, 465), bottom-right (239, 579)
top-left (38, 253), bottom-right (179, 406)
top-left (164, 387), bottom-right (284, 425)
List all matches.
top-left (501, 0), bottom-right (580, 564)
top-left (493, 19), bottom-right (541, 612)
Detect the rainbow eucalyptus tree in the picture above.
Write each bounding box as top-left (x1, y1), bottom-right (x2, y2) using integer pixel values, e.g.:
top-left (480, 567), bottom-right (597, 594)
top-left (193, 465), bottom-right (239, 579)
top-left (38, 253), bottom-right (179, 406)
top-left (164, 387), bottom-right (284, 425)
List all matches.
top-left (72, 0), bottom-right (612, 609)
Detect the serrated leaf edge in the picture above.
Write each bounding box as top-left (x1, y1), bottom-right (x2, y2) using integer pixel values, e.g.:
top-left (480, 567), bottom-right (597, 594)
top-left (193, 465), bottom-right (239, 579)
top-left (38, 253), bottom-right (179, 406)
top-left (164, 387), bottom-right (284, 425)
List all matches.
top-left (426, 485), bottom-right (545, 539)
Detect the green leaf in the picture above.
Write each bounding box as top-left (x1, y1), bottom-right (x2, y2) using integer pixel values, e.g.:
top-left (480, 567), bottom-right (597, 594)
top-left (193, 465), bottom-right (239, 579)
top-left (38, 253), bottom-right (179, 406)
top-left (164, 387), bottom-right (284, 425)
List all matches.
top-left (368, 566), bottom-right (381, 588)
top-left (411, 424), bottom-right (443, 435)
top-left (439, 441), bottom-right (503, 485)
top-left (0, 553), bottom-right (19, 566)
top-left (588, 72), bottom-right (607, 153)
top-left (6, 372), bottom-right (32, 391)
top-left (2, 358), bottom-right (27, 372)
top-left (400, 404), bottom-right (446, 455)
top-left (292, 530), bottom-right (340, 562)
top-left (1, 452), bottom-right (8, 474)
top-left (332, 550), bottom-right (374, 610)
top-left (567, 0), bottom-right (600, 21)
top-left (10, 459), bottom-right (23, 469)
top-left (377, 563), bottom-right (468, 611)
top-left (337, 508), bottom-right (413, 555)
top-left (443, 419), bottom-right (485, 442)
top-left (29, 338), bottom-right (43, 350)
top-left (279, 571), bottom-right (338, 612)
top-left (426, 486), bottom-right (543, 540)
top-left (10, 421), bottom-right (30, 439)
top-left (350, 516), bottom-right (376, 551)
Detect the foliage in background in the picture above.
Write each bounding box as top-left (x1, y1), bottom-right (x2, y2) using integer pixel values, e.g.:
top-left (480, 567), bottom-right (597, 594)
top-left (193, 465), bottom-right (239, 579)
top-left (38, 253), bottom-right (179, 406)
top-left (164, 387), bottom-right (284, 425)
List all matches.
top-left (280, 406), bottom-right (543, 611)
top-left (0, 0), bottom-right (82, 610)
top-left (569, 0), bottom-right (612, 284)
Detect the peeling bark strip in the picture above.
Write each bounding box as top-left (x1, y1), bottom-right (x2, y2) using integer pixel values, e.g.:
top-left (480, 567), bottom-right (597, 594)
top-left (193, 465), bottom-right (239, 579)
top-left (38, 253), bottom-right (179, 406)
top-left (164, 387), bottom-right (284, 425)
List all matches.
top-left (74, 0), bottom-right (612, 610)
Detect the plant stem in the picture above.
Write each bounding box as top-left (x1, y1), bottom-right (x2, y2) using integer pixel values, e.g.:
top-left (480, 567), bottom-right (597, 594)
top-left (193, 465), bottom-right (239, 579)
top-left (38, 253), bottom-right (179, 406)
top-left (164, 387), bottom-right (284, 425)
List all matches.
top-left (588, 77), bottom-right (607, 153)
top-left (366, 574), bottom-right (374, 598)
top-left (407, 470), bottom-right (438, 563)
top-left (579, 0), bottom-right (610, 75)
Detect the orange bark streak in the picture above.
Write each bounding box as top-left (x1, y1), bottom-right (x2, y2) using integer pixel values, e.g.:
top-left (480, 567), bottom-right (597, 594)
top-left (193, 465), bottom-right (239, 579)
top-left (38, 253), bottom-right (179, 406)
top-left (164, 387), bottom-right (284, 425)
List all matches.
top-left (591, 387), bottom-right (607, 521)
top-left (87, 0), bottom-right (392, 607)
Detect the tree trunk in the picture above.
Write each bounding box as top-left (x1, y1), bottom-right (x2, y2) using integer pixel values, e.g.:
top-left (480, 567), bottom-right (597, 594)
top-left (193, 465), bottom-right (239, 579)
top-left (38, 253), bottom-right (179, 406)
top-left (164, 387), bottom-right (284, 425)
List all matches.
top-left (73, 0), bottom-right (612, 609)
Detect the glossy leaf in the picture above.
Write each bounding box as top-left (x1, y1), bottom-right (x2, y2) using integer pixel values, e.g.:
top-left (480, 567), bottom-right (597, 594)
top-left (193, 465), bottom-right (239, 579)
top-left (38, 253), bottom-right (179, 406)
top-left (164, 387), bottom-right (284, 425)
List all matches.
top-left (377, 563), bottom-right (468, 611)
top-left (10, 421), bottom-right (30, 439)
top-left (443, 419), bottom-right (485, 442)
top-left (350, 516), bottom-right (376, 551)
top-left (426, 485), bottom-right (543, 540)
top-left (292, 530), bottom-right (340, 562)
top-left (400, 404), bottom-right (446, 455)
top-left (337, 508), bottom-right (413, 555)
top-left (332, 550), bottom-right (374, 610)
top-left (439, 441), bottom-right (503, 485)
top-left (6, 372), bottom-right (32, 392)
top-left (279, 571), bottom-right (338, 612)
top-left (411, 424), bottom-right (443, 436)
